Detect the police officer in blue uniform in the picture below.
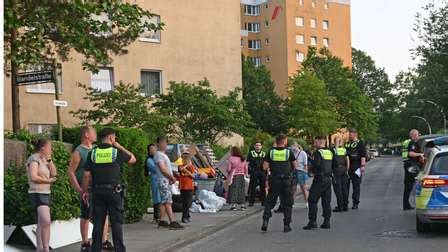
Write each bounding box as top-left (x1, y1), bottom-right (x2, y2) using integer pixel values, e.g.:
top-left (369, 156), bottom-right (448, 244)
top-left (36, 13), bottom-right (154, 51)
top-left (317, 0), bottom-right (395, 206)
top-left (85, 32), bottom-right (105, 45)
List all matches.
top-left (261, 134), bottom-right (297, 232)
top-left (332, 136), bottom-right (350, 212)
top-left (345, 128), bottom-right (367, 210)
top-left (402, 129), bottom-right (424, 210)
top-left (82, 128), bottom-right (136, 252)
top-left (303, 136), bottom-right (334, 230)
top-left (247, 141), bottom-right (267, 207)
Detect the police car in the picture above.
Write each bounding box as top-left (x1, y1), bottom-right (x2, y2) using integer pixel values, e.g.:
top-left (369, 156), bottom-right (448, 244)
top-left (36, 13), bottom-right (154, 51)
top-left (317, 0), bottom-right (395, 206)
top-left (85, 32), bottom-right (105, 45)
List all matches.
top-left (415, 136), bottom-right (448, 233)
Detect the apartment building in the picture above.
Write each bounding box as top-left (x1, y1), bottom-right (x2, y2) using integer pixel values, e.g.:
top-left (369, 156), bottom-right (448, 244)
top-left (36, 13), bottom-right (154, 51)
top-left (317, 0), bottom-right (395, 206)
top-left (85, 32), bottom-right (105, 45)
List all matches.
top-left (4, 0), bottom-right (242, 134)
top-left (241, 0), bottom-right (352, 96)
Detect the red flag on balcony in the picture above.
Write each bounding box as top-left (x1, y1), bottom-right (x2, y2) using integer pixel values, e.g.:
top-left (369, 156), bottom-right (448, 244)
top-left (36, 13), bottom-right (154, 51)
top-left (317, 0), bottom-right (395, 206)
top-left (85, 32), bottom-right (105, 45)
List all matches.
top-left (271, 5), bottom-right (282, 21)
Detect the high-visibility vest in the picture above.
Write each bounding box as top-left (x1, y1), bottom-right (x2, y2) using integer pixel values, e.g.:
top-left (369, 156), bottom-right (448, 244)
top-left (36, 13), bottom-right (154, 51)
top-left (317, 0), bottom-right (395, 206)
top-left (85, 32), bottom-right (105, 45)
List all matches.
top-left (91, 147), bottom-right (118, 164)
top-left (270, 149), bottom-right (290, 162)
top-left (402, 139), bottom-right (411, 161)
top-left (250, 150), bottom-right (266, 159)
top-left (317, 149), bottom-right (333, 176)
top-left (334, 147), bottom-right (347, 156)
top-left (345, 140), bottom-right (360, 149)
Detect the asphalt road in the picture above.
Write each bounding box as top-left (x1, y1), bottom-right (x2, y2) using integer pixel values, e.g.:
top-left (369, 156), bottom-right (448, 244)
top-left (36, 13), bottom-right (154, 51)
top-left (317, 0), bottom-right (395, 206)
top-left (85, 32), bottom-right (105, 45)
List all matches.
top-left (179, 156), bottom-right (448, 252)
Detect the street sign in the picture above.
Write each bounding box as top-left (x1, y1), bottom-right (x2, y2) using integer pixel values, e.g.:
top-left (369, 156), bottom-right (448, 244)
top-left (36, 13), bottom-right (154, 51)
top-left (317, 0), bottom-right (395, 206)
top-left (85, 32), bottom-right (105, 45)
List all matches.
top-left (16, 70), bottom-right (54, 85)
top-left (53, 100), bottom-right (68, 107)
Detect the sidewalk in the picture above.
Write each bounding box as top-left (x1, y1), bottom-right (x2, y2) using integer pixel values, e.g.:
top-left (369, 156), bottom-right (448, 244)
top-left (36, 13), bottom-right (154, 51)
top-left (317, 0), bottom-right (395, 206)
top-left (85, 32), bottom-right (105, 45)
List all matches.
top-left (54, 205), bottom-right (264, 252)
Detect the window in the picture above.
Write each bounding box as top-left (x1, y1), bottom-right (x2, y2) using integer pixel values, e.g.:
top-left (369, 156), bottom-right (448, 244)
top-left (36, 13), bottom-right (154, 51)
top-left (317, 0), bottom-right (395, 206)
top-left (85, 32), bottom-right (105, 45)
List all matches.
top-left (245, 23), bottom-right (260, 33)
top-left (90, 12), bottom-right (112, 37)
top-left (310, 36), bottom-right (317, 46)
top-left (265, 56), bottom-right (271, 63)
top-left (28, 124), bottom-right (55, 134)
top-left (299, 0), bottom-right (304, 6)
top-left (295, 17), bottom-right (304, 27)
top-left (296, 51), bottom-right (305, 62)
top-left (324, 3), bottom-right (329, 9)
top-left (265, 38), bottom-right (271, 45)
top-left (140, 15), bottom-right (161, 43)
top-left (323, 20), bottom-right (329, 30)
top-left (141, 70), bottom-right (162, 97)
top-left (244, 5), bottom-right (260, 16)
top-left (323, 37), bottom-right (329, 47)
top-left (310, 18), bottom-right (317, 28)
top-left (241, 39), bottom-right (244, 47)
top-left (26, 65), bottom-right (62, 94)
top-left (248, 57), bottom-right (262, 67)
top-left (312, 1), bottom-right (316, 7)
top-left (91, 68), bottom-right (114, 92)
top-left (296, 34), bottom-right (304, 44)
top-left (265, 3), bottom-right (269, 8)
top-left (248, 40), bottom-right (261, 50)
top-left (265, 20), bottom-right (270, 27)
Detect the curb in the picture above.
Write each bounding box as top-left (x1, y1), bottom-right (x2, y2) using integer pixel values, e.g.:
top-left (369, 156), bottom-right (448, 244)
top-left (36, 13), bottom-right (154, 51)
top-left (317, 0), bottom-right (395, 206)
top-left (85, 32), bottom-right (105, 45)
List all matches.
top-left (160, 206), bottom-right (264, 252)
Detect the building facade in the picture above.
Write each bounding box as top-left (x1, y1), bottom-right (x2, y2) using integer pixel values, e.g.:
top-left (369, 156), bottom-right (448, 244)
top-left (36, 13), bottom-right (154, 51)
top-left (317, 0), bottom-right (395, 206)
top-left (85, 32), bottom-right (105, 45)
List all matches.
top-left (4, 0), bottom-right (243, 135)
top-left (241, 0), bottom-right (351, 96)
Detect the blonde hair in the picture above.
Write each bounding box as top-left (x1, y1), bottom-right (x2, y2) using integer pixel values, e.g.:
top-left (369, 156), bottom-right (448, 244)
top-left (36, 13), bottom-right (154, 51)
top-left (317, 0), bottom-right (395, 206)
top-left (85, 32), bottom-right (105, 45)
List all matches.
top-left (334, 136), bottom-right (343, 147)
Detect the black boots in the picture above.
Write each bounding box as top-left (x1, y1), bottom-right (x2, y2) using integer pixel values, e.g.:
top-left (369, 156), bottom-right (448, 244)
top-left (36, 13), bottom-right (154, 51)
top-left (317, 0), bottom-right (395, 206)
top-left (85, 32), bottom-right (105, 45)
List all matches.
top-left (320, 220), bottom-right (331, 229)
top-left (303, 222), bottom-right (318, 230)
top-left (352, 203), bottom-right (359, 210)
top-left (284, 224), bottom-right (292, 233)
top-left (333, 207), bottom-right (343, 212)
top-left (261, 219), bottom-right (269, 232)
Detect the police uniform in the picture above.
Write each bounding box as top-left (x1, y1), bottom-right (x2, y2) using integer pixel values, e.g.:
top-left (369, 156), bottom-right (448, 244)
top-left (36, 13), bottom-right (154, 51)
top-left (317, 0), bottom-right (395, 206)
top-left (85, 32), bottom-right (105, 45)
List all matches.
top-left (262, 147), bottom-right (296, 228)
top-left (247, 149), bottom-right (267, 205)
top-left (402, 139), bottom-right (422, 209)
top-left (345, 139), bottom-right (367, 208)
top-left (332, 146), bottom-right (349, 211)
top-left (306, 148), bottom-right (333, 227)
top-left (85, 143), bottom-right (131, 252)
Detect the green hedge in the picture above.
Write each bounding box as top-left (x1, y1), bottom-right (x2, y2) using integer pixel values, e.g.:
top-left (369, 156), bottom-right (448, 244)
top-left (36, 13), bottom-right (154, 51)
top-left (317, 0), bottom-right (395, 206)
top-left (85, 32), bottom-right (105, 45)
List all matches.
top-left (63, 126), bottom-right (152, 223)
top-left (4, 131), bottom-right (79, 226)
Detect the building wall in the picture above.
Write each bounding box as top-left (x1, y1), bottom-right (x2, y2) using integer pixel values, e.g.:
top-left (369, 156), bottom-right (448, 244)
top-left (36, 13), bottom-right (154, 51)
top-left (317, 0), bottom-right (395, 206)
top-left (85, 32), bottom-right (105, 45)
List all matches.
top-left (241, 0), bottom-right (352, 97)
top-left (4, 0), bottom-right (243, 134)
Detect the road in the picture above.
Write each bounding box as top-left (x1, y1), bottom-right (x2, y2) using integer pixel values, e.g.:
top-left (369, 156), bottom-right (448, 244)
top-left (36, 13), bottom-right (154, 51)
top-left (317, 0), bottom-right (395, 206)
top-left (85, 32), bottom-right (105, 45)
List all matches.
top-left (179, 156), bottom-right (448, 252)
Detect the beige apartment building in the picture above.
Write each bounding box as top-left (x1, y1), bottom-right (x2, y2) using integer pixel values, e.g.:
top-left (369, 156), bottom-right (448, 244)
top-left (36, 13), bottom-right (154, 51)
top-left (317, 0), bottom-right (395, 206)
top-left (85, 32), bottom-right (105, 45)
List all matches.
top-left (4, 0), bottom-right (242, 134)
top-left (241, 0), bottom-right (352, 96)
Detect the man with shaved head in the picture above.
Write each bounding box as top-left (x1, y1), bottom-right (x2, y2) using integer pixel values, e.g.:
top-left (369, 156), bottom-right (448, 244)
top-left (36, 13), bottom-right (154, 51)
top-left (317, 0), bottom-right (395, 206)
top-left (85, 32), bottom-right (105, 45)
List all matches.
top-left (401, 129), bottom-right (424, 210)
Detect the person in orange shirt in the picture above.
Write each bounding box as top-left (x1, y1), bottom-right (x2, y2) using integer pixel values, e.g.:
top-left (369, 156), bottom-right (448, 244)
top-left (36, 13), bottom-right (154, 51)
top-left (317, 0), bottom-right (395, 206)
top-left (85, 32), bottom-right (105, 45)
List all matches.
top-left (178, 151), bottom-right (196, 223)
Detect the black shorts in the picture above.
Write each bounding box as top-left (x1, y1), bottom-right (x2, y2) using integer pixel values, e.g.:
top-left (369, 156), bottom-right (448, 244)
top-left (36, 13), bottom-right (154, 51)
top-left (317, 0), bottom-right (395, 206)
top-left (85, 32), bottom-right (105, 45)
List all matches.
top-left (29, 193), bottom-right (51, 209)
top-left (80, 197), bottom-right (92, 219)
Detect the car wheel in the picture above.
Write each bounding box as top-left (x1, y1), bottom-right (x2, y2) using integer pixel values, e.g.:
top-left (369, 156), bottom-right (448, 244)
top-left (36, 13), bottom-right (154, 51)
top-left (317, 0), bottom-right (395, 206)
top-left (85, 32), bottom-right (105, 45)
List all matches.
top-left (416, 215), bottom-right (430, 233)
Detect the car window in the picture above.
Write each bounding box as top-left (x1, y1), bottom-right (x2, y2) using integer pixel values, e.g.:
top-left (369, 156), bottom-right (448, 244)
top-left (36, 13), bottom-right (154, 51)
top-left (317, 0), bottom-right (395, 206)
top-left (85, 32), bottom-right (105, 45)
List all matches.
top-left (430, 152), bottom-right (448, 175)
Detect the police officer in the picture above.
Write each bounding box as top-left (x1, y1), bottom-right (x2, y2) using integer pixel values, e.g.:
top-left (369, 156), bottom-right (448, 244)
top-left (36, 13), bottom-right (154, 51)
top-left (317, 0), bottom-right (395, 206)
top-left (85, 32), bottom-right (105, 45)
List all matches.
top-left (345, 128), bottom-right (367, 210)
top-left (303, 136), bottom-right (334, 230)
top-left (82, 128), bottom-right (136, 252)
top-left (261, 134), bottom-right (297, 233)
top-left (332, 136), bottom-right (350, 212)
top-left (402, 129), bottom-right (424, 210)
top-left (247, 141), bottom-right (267, 207)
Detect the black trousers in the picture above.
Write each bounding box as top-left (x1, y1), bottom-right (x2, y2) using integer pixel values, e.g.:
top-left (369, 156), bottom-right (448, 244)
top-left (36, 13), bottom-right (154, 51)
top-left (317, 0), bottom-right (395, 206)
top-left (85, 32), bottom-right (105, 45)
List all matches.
top-left (92, 189), bottom-right (125, 252)
top-left (403, 164), bottom-right (417, 208)
top-left (180, 190), bottom-right (194, 220)
top-left (263, 177), bottom-right (293, 225)
top-left (153, 203), bottom-right (160, 221)
top-left (308, 177), bottom-right (332, 223)
top-left (348, 170), bottom-right (362, 205)
top-left (332, 173), bottom-right (349, 208)
top-left (248, 170), bottom-right (267, 204)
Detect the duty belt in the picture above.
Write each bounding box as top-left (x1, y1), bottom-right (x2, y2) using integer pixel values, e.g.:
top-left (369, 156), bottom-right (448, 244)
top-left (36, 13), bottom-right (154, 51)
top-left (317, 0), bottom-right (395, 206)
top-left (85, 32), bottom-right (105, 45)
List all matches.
top-left (93, 184), bottom-right (123, 193)
top-left (271, 174), bottom-right (292, 180)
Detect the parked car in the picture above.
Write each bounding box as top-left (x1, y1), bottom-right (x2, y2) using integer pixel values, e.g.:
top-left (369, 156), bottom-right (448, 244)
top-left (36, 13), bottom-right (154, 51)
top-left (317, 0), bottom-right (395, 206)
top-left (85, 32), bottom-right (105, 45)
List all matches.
top-left (415, 136), bottom-right (448, 233)
top-left (369, 149), bottom-right (380, 158)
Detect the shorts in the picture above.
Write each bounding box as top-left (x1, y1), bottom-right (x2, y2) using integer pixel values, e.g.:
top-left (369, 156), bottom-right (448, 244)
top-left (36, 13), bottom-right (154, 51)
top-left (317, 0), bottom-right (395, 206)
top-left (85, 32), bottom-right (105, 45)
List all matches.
top-left (80, 196), bottom-right (92, 219)
top-left (157, 178), bottom-right (173, 204)
top-left (293, 170), bottom-right (308, 187)
top-left (29, 193), bottom-right (51, 209)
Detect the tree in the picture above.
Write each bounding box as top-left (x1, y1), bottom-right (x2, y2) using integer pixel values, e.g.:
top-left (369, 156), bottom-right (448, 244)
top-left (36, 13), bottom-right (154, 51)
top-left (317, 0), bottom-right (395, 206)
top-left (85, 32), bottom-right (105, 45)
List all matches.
top-left (302, 48), bottom-right (378, 141)
top-left (153, 79), bottom-right (253, 145)
top-left (287, 71), bottom-right (340, 139)
top-left (71, 82), bottom-right (171, 137)
top-left (4, 0), bottom-right (163, 134)
top-left (242, 58), bottom-right (287, 135)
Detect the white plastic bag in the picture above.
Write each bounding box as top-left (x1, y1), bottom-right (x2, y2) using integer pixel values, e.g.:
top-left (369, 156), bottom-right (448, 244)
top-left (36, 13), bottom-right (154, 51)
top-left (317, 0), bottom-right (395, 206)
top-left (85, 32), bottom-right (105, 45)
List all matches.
top-left (197, 190), bottom-right (226, 212)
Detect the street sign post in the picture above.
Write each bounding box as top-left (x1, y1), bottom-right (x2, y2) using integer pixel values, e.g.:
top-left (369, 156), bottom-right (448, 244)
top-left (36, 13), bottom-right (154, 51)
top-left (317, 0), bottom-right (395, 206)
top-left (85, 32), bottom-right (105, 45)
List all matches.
top-left (53, 100), bottom-right (68, 107)
top-left (15, 70), bottom-right (54, 85)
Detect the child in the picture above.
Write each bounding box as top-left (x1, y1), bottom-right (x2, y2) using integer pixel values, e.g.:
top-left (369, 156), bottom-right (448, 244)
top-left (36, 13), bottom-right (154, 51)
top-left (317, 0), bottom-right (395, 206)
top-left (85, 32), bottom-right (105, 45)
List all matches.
top-left (178, 151), bottom-right (196, 223)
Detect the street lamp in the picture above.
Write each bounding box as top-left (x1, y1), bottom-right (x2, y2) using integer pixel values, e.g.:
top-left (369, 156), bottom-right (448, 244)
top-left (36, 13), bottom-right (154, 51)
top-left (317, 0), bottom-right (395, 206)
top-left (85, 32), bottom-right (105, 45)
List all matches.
top-left (411, 115), bottom-right (432, 135)
top-left (418, 99), bottom-right (447, 135)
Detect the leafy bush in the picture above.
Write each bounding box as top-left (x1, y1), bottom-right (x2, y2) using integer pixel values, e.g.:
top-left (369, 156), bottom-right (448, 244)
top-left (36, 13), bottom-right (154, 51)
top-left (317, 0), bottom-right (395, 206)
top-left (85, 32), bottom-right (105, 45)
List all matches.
top-left (63, 126), bottom-right (152, 223)
top-left (4, 131), bottom-right (79, 226)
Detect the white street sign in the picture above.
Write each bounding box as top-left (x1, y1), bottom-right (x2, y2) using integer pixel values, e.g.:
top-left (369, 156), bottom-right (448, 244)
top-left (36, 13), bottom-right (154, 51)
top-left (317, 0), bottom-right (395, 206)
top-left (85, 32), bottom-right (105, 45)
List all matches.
top-left (53, 100), bottom-right (68, 107)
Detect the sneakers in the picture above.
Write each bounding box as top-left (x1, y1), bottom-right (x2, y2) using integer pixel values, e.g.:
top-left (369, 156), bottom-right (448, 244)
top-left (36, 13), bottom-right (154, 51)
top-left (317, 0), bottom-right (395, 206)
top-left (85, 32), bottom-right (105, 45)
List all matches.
top-left (261, 219), bottom-right (269, 232)
top-left (102, 240), bottom-right (115, 251)
top-left (284, 224), bottom-right (292, 233)
top-left (303, 222), bottom-right (318, 230)
top-left (181, 218), bottom-right (191, 223)
top-left (80, 242), bottom-right (91, 252)
top-left (320, 221), bottom-right (331, 229)
top-left (169, 221), bottom-right (184, 230)
top-left (352, 203), bottom-right (359, 210)
top-left (158, 220), bottom-right (170, 228)
top-left (241, 206), bottom-right (246, 211)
